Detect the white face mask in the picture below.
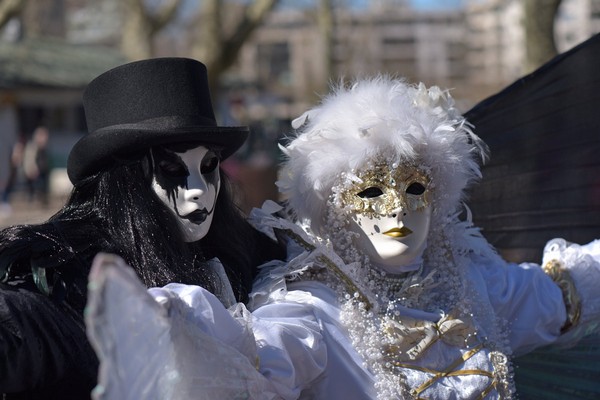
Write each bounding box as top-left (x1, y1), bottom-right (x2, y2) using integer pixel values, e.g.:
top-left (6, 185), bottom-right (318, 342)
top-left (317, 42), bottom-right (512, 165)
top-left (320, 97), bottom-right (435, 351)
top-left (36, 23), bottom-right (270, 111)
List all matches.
top-left (347, 206), bottom-right (431, 273)
top-left (151, 145), bottom-right (220, 242)
top-left (338, 162), bottom-right (432, 273)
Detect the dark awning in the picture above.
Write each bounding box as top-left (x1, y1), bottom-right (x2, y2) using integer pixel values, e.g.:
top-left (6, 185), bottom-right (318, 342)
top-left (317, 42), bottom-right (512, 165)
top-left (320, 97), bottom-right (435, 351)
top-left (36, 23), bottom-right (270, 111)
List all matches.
top-left (0, 37), bottom-right (127, 89)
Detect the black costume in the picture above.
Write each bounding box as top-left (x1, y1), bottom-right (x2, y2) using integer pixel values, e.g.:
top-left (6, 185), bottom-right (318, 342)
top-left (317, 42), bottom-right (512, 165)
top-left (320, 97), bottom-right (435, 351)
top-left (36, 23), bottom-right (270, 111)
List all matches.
top-left (0, 58), bottom-right (283, 398)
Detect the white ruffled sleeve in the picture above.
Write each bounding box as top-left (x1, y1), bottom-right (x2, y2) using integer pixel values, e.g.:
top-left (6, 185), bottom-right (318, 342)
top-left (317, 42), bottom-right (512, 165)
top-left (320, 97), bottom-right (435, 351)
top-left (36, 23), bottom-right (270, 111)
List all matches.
top-left (251, 291), bottom-right (328, 399)
top-left (471, 238), bottom-right (600, 356)
top-left (468, 254), bottom-right (567, 356)
top-left (148, 283), bottom-right (260, 364)
top-left (251, 281), bottom-right (375, 400)
top-left (150, 284), bottom-right (329, 400)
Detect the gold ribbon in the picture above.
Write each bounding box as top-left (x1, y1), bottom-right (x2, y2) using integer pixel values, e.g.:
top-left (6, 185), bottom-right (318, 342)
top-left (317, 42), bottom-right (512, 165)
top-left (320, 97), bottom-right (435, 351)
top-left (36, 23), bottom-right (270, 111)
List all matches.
top-left (383, 313), bottom-right (479, 361)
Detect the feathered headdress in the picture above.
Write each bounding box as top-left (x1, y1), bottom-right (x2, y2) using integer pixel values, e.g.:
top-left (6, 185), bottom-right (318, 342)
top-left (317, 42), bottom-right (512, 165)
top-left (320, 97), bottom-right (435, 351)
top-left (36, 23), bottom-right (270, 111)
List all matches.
top-left (278, 76), bottom-right (487, 235)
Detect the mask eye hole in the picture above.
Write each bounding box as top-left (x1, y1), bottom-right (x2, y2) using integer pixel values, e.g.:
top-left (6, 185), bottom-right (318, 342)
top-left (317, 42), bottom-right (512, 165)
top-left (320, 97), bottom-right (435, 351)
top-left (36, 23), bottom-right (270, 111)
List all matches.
top-left (201, 154), bottom-right (219, 174)
top-left (159, 160), bottom-right (188, 177)
top-left (357, 187), bottom-right (384, 198)
top-left (406, 182), bottom-right (425, 195)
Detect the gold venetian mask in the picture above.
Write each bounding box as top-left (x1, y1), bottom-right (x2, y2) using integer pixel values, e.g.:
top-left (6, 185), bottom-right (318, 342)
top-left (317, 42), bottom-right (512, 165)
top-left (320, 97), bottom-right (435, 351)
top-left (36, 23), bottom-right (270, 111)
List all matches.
top-left (339, 162), bottom-right (431, 217)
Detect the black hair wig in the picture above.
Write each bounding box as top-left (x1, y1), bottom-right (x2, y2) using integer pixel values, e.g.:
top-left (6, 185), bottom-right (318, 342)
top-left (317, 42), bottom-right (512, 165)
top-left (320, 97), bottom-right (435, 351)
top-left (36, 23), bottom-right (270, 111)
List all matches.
top-left (0, 152), bottom-right (283, 308)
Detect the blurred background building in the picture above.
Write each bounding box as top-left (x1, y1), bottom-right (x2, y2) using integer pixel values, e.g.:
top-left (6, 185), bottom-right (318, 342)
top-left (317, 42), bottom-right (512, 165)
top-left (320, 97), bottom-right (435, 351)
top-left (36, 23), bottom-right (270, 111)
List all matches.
top-left (1, 0), bottom-right (599, 260)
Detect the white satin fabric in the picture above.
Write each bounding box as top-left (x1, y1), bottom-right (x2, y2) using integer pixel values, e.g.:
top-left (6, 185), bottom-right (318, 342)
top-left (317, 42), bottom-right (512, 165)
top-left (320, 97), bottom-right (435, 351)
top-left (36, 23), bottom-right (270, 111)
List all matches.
top-left (86, 239), bottom-right (600, 399)
top-left (213, 258), bottom-right (566, 399)
top-left (85, 254), bottom-right (279, 400)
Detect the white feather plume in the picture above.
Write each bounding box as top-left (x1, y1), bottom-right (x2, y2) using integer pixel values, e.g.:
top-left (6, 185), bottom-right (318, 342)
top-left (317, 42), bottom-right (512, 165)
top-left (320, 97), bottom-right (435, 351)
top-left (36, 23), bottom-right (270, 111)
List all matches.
top-left (277, 76), bottom-right (487, 235)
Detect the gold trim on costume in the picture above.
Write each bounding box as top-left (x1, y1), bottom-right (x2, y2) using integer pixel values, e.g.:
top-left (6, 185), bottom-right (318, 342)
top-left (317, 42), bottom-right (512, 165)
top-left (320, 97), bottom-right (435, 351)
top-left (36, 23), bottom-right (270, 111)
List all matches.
top-left (542, 259), bottom-right (582, 333)
top-left (411, 344), bottom-right (485, 396)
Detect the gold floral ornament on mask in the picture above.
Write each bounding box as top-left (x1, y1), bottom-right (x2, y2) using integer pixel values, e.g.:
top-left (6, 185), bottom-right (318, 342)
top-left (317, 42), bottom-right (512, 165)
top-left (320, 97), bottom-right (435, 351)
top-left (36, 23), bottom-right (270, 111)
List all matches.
top-left (339, 162), bottom-right (431, 218)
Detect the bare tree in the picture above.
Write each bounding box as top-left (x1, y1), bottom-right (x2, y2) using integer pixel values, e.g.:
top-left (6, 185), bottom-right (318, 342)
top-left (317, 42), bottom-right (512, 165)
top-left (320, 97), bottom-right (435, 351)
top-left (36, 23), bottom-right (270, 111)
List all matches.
top-left (1, 0), bottom-right (68, 40)
top-left (524, 0), bottom-right (563, 72)
top-left (317, 0), bottom-right (334, 92)
top-left (0, 0), bottom-right (26, 31)
top-left (121, 0), bottom-right (181, 60)
top-left (190, 0), bottom-right (281, 95)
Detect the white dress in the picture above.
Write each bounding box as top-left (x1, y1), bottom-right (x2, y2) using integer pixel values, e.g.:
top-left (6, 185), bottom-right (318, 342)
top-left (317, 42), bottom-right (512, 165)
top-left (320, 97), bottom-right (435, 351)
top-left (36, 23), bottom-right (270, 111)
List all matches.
top-left (85, 204), bottom-right (600, 400)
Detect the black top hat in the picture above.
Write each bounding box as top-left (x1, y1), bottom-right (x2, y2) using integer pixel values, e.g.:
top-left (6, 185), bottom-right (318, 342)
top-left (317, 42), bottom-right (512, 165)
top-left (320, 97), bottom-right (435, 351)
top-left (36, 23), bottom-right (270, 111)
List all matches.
top-left (67, 57), bottom-right (248, 185)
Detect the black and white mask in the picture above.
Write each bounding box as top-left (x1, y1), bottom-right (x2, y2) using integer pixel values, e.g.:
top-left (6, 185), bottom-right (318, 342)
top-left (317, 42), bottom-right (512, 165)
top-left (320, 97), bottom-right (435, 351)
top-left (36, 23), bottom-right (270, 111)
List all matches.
top-left (151, 145), bottom-right (220, 242)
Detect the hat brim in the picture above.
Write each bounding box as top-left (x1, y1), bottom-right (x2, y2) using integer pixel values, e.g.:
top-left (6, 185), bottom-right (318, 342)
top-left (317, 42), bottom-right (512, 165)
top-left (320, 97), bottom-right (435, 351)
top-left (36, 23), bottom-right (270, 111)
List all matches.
top-left (67, 125), bottom-right (248, 185)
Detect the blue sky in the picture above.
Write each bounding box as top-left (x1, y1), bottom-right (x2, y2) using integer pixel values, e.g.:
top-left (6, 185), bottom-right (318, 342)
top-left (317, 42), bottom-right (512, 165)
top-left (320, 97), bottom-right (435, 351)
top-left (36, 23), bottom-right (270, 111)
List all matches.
top-left (411, 0), bottom-right (463, 10)
top-left (183, 1), bottom-right (466, 14)
top-left (277, 0), bottom-right (464, 11)
top-left (346, 0), bottom-right (464, 10)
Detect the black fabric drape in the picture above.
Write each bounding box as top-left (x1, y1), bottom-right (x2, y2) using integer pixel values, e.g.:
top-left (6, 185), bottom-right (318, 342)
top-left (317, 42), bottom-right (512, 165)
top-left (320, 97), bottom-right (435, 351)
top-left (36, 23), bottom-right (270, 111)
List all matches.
top-left (466, 33), bottom-right (600, 263)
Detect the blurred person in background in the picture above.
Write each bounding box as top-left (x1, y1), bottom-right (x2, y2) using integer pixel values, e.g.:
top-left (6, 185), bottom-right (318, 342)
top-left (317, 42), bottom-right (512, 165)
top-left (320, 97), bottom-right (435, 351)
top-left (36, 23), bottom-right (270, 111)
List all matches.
top-left (22, 126), bottom-right (50, 206)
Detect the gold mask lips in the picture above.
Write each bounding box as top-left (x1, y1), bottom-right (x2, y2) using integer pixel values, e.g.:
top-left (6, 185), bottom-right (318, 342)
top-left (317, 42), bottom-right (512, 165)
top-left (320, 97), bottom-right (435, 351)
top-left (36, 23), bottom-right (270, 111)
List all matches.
top-left (383, 227), bottom-right (413, 238)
